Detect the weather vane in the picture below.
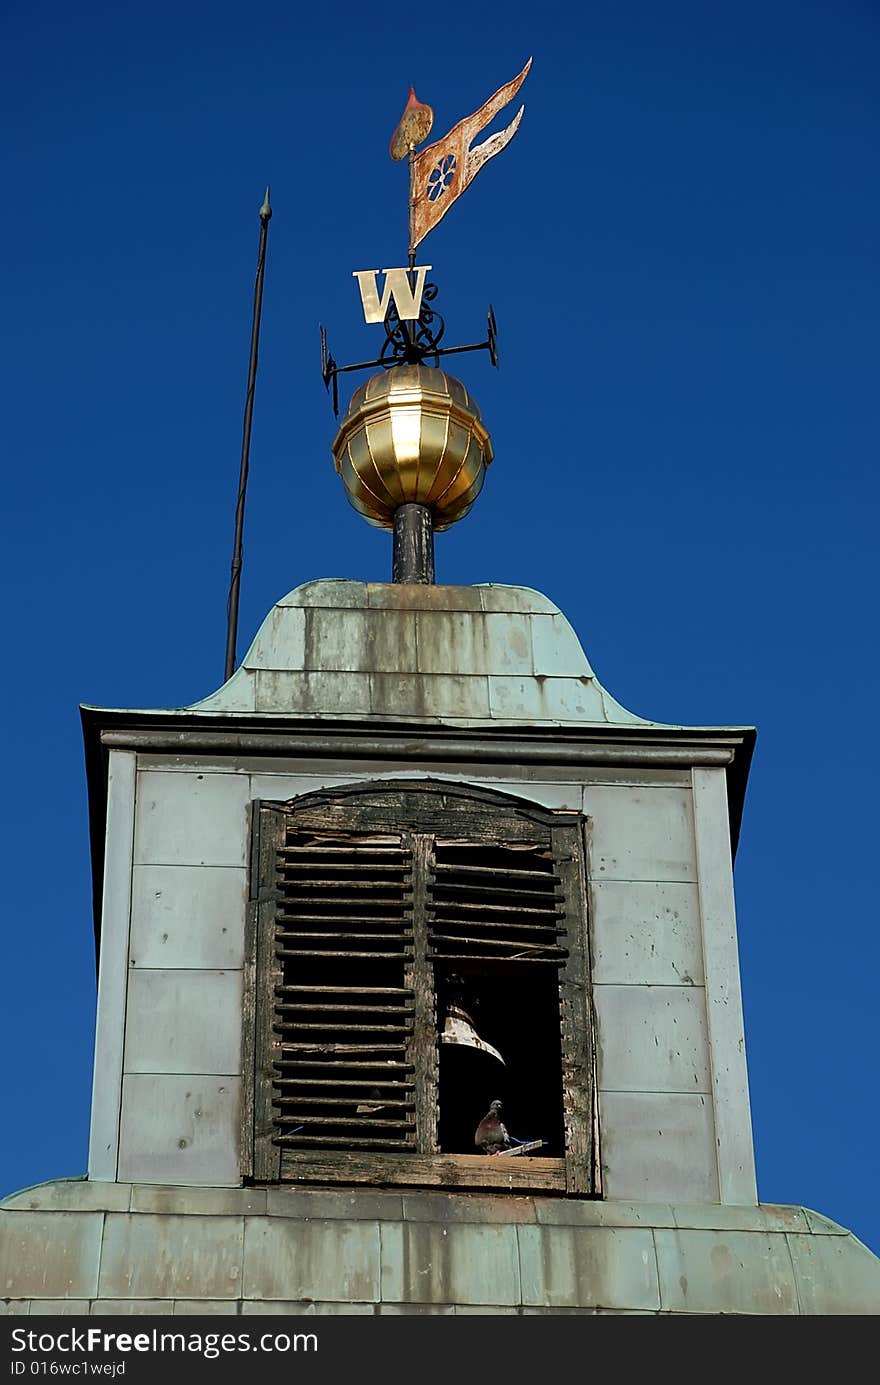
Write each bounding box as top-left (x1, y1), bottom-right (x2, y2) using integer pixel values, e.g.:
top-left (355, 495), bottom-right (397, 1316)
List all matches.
top-left (223, 64), bottom-right (531, 675)
top-left (321, 58), bottom-right (531, 414)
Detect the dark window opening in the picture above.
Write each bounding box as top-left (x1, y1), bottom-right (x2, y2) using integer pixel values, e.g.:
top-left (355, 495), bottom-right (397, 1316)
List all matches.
top-left (432, 840), bottom-right (567, 1158)
top-left (436, 969), bottom-right (565, 1157)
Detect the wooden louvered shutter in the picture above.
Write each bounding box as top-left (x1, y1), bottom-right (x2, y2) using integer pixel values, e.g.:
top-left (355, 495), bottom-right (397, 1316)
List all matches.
top-left (247, 784), bottom-right (596, 1194)
top-left (250, 808), bottom-right (423, 1178)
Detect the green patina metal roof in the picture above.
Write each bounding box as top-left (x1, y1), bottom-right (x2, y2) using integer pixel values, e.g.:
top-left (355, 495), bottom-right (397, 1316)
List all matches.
top-left (186, 580), bottom-right (721, 729)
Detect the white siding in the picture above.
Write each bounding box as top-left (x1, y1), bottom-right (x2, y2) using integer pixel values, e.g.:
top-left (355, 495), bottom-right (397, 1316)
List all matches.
top-left (692, 767), bottom-right (757, 1204)
top-left (88, 751), bottom-right (137, 1182)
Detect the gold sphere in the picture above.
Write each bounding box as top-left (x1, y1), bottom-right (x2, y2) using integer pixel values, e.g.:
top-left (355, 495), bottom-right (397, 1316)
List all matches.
top-left (331, 364), bottom-right (493, 531)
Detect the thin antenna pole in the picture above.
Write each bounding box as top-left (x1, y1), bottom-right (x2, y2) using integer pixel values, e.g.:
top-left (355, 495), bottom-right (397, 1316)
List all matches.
top-left (224, 187), bottom-right (272, 682)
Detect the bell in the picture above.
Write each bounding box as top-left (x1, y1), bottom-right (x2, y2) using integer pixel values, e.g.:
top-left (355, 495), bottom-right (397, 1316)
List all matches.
top-left (440, 1001), bottom-right (505, 1065)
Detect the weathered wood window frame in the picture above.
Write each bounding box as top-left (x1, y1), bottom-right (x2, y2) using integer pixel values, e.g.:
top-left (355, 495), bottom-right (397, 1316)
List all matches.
top-left (242, 781), bottom-right (600, 1195)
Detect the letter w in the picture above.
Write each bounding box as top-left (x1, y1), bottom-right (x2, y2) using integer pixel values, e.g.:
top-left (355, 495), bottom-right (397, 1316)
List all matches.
top-left (353, 266), bottom-right (432, 324)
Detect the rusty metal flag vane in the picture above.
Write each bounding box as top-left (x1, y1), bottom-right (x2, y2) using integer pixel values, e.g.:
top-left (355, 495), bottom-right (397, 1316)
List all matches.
top-left (390, 58), bottom-right (532, 254)
top-left (319, 62), bottom-right (529, 414)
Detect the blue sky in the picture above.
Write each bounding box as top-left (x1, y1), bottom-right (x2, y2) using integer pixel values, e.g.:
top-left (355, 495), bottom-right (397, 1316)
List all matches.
top-left (1, 1), bottom-right (878, 1253)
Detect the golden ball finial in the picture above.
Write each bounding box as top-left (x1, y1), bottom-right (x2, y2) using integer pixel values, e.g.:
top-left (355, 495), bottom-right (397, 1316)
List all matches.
top-left (331, 364), bottom-right (493, 531)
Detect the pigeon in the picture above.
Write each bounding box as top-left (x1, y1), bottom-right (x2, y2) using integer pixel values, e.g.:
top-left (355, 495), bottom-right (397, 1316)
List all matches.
top-left (475, 1099), bottom-right (511, 1155)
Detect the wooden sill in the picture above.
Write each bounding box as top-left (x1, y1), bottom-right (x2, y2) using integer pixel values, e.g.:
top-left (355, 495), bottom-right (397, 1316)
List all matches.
top-left (279, 1149), bottom-right (566, 1192)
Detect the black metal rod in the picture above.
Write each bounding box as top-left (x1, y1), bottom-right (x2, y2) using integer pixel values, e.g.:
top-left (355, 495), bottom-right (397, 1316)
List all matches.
top-left (224, 187), bottom-right (272, 682)
top-left (392, 503), bottom-right (435, 584)
top-left (333, 355), bottom-right (389, 375)
top-left (434, 340), bottom-right (492, 359)
top-left (326, 339), bottom-right (493, 392)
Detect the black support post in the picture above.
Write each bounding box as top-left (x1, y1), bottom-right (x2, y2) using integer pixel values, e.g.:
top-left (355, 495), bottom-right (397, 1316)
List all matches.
top-left (392, 503), bottom-right (435, 584)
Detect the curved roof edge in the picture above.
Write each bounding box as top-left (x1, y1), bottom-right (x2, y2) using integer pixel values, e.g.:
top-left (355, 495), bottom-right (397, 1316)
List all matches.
top-left (178, 580), bottom-right (744, 734)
